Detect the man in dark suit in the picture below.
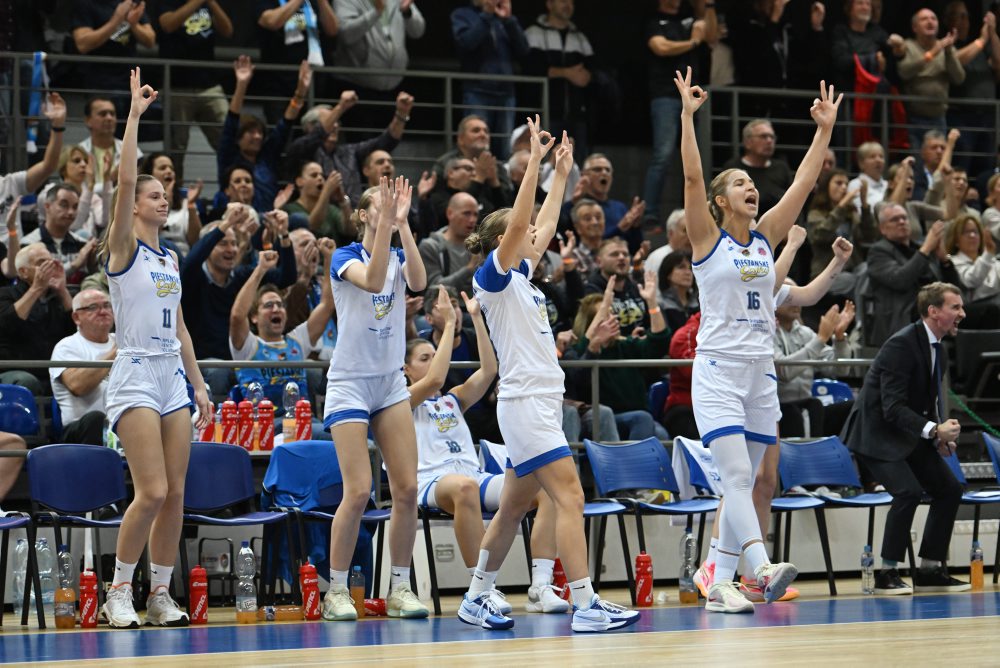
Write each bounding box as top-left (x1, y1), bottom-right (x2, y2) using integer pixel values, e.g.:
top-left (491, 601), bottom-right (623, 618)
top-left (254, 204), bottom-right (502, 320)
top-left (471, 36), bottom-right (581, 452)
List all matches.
top-left (842, 282), bottom-right (969, 595)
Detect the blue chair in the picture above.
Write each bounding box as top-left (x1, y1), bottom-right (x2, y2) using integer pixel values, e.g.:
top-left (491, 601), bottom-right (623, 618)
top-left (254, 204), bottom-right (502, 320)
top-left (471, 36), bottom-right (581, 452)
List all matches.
top-left (26, 444), bottom-right (128, 614)
top-left (49, 398), bottom-right (63, 442)
top-left (978, 432), bottom-right (1000, 583)
top-left (0, 384), bottom-right (40, 436)
top-left (811, 379), bottom-right (854, 405)
top-left (648, 380), bottom-right (669, 422)
top-left (179, 443), bottom-right (297, 608)
top-left (584, 437), bottom-right (718, 603)
top-left (943, 451), bottom-right (1000, 547)
top-left (0, 513), bottom-right (44, 628)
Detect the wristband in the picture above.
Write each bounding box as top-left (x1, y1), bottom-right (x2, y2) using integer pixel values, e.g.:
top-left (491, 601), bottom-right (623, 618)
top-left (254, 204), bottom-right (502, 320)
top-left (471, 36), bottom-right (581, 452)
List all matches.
top-left (395, 112), bottom-right (410, 123)
top-left (975, 38), bottom-right (986, 49)
top-left (647, 306), bottom-right (661, 315)
top-left (924, 51), bottom-right (934, 61)
top-left (51, 126), bottom-right (66, 132)
top-left (289, 97), bottom-right (303, 110)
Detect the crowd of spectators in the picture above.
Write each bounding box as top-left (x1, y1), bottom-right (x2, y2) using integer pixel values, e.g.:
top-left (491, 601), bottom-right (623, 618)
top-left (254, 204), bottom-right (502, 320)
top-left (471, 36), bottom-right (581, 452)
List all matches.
top-left (1, 0), bottom-right (1000, 495)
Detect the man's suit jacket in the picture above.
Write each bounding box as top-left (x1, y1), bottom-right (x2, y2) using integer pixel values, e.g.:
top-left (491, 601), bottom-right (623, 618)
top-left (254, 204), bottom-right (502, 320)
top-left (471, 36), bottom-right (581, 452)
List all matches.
top-left (841, 321), bottom-right (946, 462)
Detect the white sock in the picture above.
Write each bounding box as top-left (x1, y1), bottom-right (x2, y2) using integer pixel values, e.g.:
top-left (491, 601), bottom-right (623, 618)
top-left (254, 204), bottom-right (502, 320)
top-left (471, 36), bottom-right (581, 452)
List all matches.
top-left (714, 547), bottom-right (740, 586)
top-left (149, 563), bottom-right (173, 593)
top-left (744, 542), bottom-right (770, 575)
top-left (329, 568), bottom-right (348, 587)
top-left (389, 566), bottom-right (410, 590)
top-left (112, 559), bottom-right (137, 588)
top-left (532, 558), bottom-right (555, 588)
top-left (707, 538), bottom-right (718, 566)
top-left (475, 548), bottom-right (490, 572)
top-left (468, 569), bottom-right (498, 596)
top-left (920, 558), bottom-right (941, 569)
top-left (568, 576), bottom-right (595, 609)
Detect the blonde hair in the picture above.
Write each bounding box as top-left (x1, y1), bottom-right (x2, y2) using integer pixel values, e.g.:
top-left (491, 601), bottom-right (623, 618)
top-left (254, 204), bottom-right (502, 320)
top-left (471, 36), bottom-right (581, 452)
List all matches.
top-left (572, 293), bottom-right (604, 340)
top-left (58, 145), bottom-right (88, 181)
top-left (856, 141), bottom-right (884, 163)
top-left (351, 185), bottom-right (380, 241)
top-left (465, 208), bottom-right (513, 256)
top-left (707, 168), bottom-right (741, 225)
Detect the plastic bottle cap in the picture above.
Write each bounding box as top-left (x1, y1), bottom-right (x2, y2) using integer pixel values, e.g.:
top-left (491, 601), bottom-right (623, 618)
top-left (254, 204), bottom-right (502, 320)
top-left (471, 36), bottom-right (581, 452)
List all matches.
top-left (864, 544), bottom-right (872, 551)
top-left (353, 565), bottom-right (361, 571)
top-left (242, 540), bottom-right (250, 548)
top-left (60, 545), bottom-right (69, 551)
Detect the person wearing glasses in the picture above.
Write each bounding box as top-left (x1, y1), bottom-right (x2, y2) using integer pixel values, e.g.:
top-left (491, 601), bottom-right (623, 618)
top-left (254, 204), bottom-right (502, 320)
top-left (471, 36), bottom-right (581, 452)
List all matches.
top-left (49, 288), bottom-right (117, 445)
top-left (721, 119), bottom-right (793, 220)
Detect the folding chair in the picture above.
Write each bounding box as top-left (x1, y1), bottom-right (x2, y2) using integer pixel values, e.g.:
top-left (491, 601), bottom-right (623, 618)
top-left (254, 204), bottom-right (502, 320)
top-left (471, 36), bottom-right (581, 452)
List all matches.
top-left (0, 513), bottom-right (44, 628)
top-left (977, 433), bottom-right (1000, 583)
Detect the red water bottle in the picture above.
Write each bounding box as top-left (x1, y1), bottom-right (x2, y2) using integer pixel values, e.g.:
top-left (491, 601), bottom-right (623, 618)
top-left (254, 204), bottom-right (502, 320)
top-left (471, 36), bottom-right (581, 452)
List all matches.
top-left (237, 399), bottom-right (254, 451)
top-left (220, 400), bottom-right (238, 445)
top-left (189, 565), bottom-right (208, 624)
top-left (257, 399), bottom-right (275, 451)
top-left (198, 402), bottom-right (216, 442)
top-left (552, 558), bottom-right (570, 601)
top-left (299, 561), bottom-right (320, 620)
top-left (635, 552), bottom-right (653, 607)
top-left (79, 569), bottom-right (98, 628)
top-left (294, 399), bottom-right (312, 441)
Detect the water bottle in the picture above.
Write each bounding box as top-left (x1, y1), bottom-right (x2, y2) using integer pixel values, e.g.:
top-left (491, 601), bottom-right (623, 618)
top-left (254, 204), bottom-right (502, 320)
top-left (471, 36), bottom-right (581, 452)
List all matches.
top-left (257, 398), bottom-right (275, 451)
top-left (635, 552), bottom-right (653, 607)
top-left (55, 544), bottom-right (76, 629)
top-left (300, 560), bottom-right (321, 620)
top-left (350, 565), bottom-right (366, 619)
top-left (552, 558), bottom-right (570, 601)
top-left (235, 541), bottom-right (258, 623)
top-left (971, 540), bottom-right (984, 591)
top-left (282, 382), bottom-right (299, 442)
top-left (860, 544), bottom-right (875, 595)
top-left (189, 565), bottom-right (208, 624)
top-left (294, 398), bottom-right (313, 441)
top-left (220, 399), bottom-right (238, 444)
top-left (678, 532), bottom-right (698, 604)
top-left (36, 538), bottom-right (56, 614)
top-left (247, 382), bottom-right (264, 450)
top-left (236, 398), bottom-right (254, 451)
top-left (12, 538), bottom-right (28, 610)
top-left (79, 569), bottom-right (98, 628)
top-left (102, 416), bottom-right (119, 450)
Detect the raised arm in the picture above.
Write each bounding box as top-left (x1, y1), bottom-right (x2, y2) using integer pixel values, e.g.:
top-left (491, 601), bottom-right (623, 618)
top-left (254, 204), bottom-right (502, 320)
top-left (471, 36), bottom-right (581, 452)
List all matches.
top-left (229, 55), bottom-right (254, 115)
top-left (107, 68), bottom-right (157, 273)
top-left (306, 238), bottom-right (336, 345)
top-left (340, 176), bottom-right (397, 293)
top-left (392, 178), bottom-right (425, 292)
top-left (773, 224), bottom-right (807, 288)
top-left (784, 237), bottom-right (854, 307)
top-left (408, 286), bottom-right (456, 408)
top-left (25, 93), bottom-right (66, 193)
top-left (496, 114), bottom-right (553, 272)
top-left (674, 67), bottom-right (718, 260)
top-left (533, 132), bottom-right (574, 256)
top-left (259, 0), bottom-right (305, 30)
top-left (450, 291), bottom-right (498, 410)
top-left (229, 249), bottom-right (278, 351)
top-left (756, 81), bottom-right (842, 247)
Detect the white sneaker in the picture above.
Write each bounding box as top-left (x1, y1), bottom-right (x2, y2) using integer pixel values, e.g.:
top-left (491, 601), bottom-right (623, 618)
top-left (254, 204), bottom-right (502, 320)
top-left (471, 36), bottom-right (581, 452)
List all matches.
top-left (103, 583), bottom-right (141, 628)
top-left (145, 586), bottom-right (190, 627)
top-left (525, 584), bottom-right (570, 613)
top-left (458, 591), bottom-right (513, 630)
top-left (488, 587), bottom-right (513, 614)
top-left (705, 581), bottom-right (754, 614)
top-left (571, 595), bottom-right (639, 632)
top-left (321, 584), bottom-right (357, 621)
top-left (754, 562), bottom-right (799, 604)
top-left (387, 582), bottom-right (429, 618)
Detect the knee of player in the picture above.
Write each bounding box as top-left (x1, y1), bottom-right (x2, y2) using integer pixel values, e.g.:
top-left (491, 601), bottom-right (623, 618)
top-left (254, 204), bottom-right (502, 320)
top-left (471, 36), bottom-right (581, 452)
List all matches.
top-left (454, 478), bottom-right (482, 509)
top-left (754, 467), bottom-right (778, 493)
top-left (340, 485), bottom-right (375, 513)
top-left (135, 481), bottom-right (169, 510)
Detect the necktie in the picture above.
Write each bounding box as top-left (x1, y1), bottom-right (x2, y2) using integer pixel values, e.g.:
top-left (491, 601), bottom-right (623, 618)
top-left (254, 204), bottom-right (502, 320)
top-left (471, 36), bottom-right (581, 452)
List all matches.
top-left (932, 342), bottom-right (944, 422)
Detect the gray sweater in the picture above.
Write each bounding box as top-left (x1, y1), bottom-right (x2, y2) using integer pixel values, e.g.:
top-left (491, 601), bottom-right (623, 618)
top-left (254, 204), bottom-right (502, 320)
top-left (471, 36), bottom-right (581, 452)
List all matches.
top-left (418, 230), bottom-right (475, 295)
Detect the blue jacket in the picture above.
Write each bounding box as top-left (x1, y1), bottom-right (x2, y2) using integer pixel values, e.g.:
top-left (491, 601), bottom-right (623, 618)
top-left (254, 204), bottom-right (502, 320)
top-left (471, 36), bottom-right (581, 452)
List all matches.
top-left (451, 6), bottom-right (529, 95)
top-left (217, 111), bottom-right (291, 213)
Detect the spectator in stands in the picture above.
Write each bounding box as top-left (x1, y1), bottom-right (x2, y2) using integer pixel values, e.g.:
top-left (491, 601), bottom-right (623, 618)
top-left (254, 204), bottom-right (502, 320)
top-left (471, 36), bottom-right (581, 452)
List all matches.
top-left (885, 158), bottom-right (943, 243)
top-left (209, 165), bottom-right (258, 224)
top-left (865, 204), bottom-right (962, 346)
top-left (525, 0), bottom-right (597, 159)
top-left (663, 310), bottom-right (699, 439)
top-left (229, 244), bottom-right (334, 436)
top-left (153, 0), bottom-right (233, 174)
top-left (656, 250), bottom-right (698, 334)
top-left (912, 129), bottom-right (947, 201)
top-left (643, 0), bottom-right (715, 228)
top-left (571, 279), bottom-right (670, 441)
top-left (583, 238), bottom-right (649, 332)
top-left (847, 141), bottom-right (888, 214)
top-left (78, 97), bottom-right (142, 191)
top-left (0, 243), bottom-right (75, 393)
top-left (181, 208), bottom-right (297, 395)
top-left (140, 153), bottom-right (202, 256)
top-left (506, 150), bottom-right (531, 194)
top-left (450, 0), bottom-right (529, 159)
top-left (48, 146), bottom-right (112, 240)
top-left (20, 183), bottom-right (97, 284)
top-left (71, 1), bottom-right (155, 106)
top-left (927, 164), bottom-right (981, 226)
top-left (419, 192), bottom-right (479, 295)
top-left (774, 285), bottom-right (855, 437)
top-left (562, 153), bottom-right (645, 254)
top-left (218, 56), bottom-right (312, 214)
top-left (975, 145), bottom-right (1000, 209)
top-left (982, 173), bottom-right (1000, 243)
top-left (284, 228), bottom-right (337, 395)
top-left (807, 168), bottom-right (878, 292)
top-left (49, 288), bottom-right (116, 445)
top-left (721, 119), bottom-right (792, 219)
top-left (947, 213), bottom-right (1000, 307)
top-left (896, 8), bottom-right (965, 152)
top-left (645, 208), bottom-right (692, 277)
top-left (943, 2), bottom-right (1000, 176)
top-left (786, 0), bottom-right (833, 91)
top-left (726, 0), bottom-right (790, 117)
top-left (533, 239), bottom-right (584, 336)
top-left (331, 0), bottom-right (426, 127)
top-left (433, 115), bottom-right (514, 204)
top-left (284, 161), bottom-right (355, 247)
top-left (423, 157), bottom-right (509, 231)
top-left (256, 0), bottom-right (338, 124)
top-left (566, 198), bottom-right (602, 276)
top-left (830, 0), bottom-right (902, 93)
top-left (287, 90), bottom-right (414, 205)
top-left (842, 282), bottom-right (969, 596)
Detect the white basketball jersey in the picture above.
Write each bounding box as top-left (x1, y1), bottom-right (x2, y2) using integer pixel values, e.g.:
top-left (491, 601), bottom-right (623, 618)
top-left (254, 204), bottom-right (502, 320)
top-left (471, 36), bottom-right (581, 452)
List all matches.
top-left (414, 393), bottom-right (479, 479)
top-left (692, 230), bottom-right (776, 359)
top-left (473, 251), bottom-right (564, 400)
top-left (107, 240), bottom-right (182, 357)
top-left (326, 242), bottom-right (408, 380)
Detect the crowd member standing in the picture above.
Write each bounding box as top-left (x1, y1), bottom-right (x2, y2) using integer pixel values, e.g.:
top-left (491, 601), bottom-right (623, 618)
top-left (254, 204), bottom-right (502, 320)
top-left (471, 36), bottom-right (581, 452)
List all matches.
top-left (675, 66), bottom-right (841, 614)
top-left (456, 118), bottom-right (638, 633)
top-left (100, 68), bottom-right (211, 629)
top-left (320, 176), bottom-right (429, 622)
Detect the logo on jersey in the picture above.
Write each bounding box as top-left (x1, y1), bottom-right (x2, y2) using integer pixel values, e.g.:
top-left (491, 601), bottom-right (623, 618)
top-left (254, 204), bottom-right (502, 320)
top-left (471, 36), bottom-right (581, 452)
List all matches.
top-left (732, 258), bottom-right (769, 282)
top-left (150, 271), bottom-right (181, 297)
top-left (372, 293), bottom-right (395, 320)
top-left (532, 294), bottom-right (547, 323)
top-left (427, 408), bottom-right (459, 433)
top-left (185, 8), bottom-right (213, 37)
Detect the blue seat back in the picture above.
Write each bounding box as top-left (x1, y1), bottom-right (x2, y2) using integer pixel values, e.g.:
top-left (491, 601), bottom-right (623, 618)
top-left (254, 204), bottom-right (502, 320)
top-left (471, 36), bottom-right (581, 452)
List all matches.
top-left (777, 437), bottom-right (862, 490)
top-left (184, 443), bottom-right (256, 513)
top-left (648, 381), bottom-right (669, 422)
top-left (583, 437), bottom-right (679, 497)
top-left (479, 440), bottom-right (508, 475)
top-left (49, 397), bottom-right (63, 442)
top-left (27, 443), bottom-right (126, 513)
top-left (812, 379), bottom-right (854, 405)
top-left (982, 433), bottom-right (1000, 483)
top-left (943, 452), bottom-right (968, 485)
top-left (0, 384), bottom-right (40, 435)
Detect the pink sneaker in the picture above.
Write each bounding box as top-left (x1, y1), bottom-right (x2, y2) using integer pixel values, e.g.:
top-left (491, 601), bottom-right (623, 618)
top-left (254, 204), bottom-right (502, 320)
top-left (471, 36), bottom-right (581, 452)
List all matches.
top-left (693, 561), bottom-right (714, 598)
